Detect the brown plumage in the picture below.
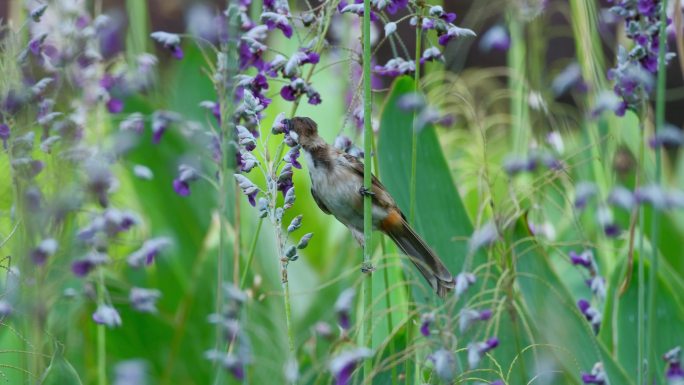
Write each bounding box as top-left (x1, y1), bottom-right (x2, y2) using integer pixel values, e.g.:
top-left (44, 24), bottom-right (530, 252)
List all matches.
top-left (284, 116), bottom-right (455, 297)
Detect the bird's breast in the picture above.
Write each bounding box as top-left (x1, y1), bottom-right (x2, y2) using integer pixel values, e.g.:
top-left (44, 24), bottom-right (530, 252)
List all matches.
top-left (304, 150), bottom-right (387, 230)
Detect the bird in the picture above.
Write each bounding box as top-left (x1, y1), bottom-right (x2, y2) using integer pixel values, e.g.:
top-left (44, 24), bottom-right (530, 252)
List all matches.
top-left (283, 116), bottom-right (455, 297)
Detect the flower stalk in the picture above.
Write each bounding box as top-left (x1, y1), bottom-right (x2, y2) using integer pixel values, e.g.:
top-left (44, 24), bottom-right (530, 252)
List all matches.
top-left (361, 0), bottom-right (374, 380)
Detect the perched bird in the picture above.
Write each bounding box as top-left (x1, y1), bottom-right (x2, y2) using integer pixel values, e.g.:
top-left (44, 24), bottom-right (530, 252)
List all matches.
top-left (283, 116), bottom-right (455, 297)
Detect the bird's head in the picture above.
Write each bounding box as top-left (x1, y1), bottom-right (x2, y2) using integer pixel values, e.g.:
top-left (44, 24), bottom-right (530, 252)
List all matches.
top-left (283, 116), bottom-right (319, 146)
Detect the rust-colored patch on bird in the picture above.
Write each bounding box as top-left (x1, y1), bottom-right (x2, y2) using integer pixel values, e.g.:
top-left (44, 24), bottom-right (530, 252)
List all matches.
top-left (380, 209), bottom-right (403, 232)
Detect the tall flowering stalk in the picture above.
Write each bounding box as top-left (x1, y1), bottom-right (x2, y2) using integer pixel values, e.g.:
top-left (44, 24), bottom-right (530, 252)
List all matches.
top-left (360, 0), bottom-right (374, 380)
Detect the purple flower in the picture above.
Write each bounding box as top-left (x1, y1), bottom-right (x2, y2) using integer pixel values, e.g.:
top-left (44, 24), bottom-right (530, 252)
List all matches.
top-left (150, 31), bottom-right (183, 60)
top-left (204, 350), bottom-right (247, 380)
top-left (334, 288), bottom-right (355, 330)
top-left (569, 250), bottom-right (593, 269)
top-left (664, 346), bottom-right (684, 383)
top-left (113, 360), bottom-right (147, 385)
top-left (607, 186), bottom-right (636, 210)
top-left (261, 12), bottom-right (293, 38)
top-left (72, 252), bottom-right (110, 277)
top-left (577, 299), bottom-right (601, 333)
top-left (277, 163), bottom-right (294, 195)
top-left (438, 25), bottom-right (476, 46)
top-left (106, 98), bottom-right (124, 114)
top-left (429, 348), bottom-right (456, 382)
top-left (420, 312), bottom-right (435, 336)
top-left (103, 208), bottom-right (138, 235)
top-left (467, 337), bottom-right (499, 369)
top-left (374, 57), bottom-right (415, 77)
top-left (151, 110), bottom-right (179, 144)
top-left (28, 33), bottom-right (47, 56)
top-left (454, 271), bottom-right (476, 296)
top-left (119, 113), bottom-right (145, 133)
top-left (459, 308), bottom-right (493, 332)
top-left (0, 300), bottom-right (12, 319)
top-left (468, 221), bottom-right (498, 253)
top-left (581, 362), bottom-right (606, 384)
top-left (127, 237), bottom-right (172, 268)
top-left (30, 238), bottom-right (58, 265)
top-left (129, 287), bottom-right (162, 313)
top-left (236, 125), bottom-right (257, 151)
top-left (235, 174), bottom-right (259, 206)
top-left (479, 25), bottom-right (510, 52)
top-left (384, 0), bottom-right (409, 14)
top-left (329, 348), bottom-right (372, 385)
top-left (172, 164), bottom-right (198, 196)
top-left (420, 47), bottom-right (444, 64)
top-left (93, 304), bottom-right (122, 328)
top-left (0, 123), bottom-right (10, 149)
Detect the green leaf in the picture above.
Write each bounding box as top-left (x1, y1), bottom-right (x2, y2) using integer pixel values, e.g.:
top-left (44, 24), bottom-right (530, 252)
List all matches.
top-left (513, 216), bottom-right (633, 385)
top-left (39, 344), bottom-right (83, 385)
top-left (377, 76), bottom-right (481, 298)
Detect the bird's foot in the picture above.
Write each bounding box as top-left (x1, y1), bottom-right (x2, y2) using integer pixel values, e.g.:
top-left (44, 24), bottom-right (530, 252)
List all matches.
top-left (358, 186), bottom-right (375, 197)
top-left (361, 262), bottom-right (375, 274)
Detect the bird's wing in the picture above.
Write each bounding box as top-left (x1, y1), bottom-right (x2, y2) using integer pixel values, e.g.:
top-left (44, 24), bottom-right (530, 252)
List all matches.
top-left (310, 187), bottom-right (331, 215)
top-left (337, 152), bottom-right (398, 210)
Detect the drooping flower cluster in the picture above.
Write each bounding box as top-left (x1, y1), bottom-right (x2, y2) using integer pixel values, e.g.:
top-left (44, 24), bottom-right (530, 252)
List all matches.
top-left (606, 0), bottom-right (674, 115)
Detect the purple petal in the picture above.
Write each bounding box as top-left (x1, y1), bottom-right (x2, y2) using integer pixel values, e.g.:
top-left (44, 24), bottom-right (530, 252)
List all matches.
top-left (173, 179), bottom-right (190, 196)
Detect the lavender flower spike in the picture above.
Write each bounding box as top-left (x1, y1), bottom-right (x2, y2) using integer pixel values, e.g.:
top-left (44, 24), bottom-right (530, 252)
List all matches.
top-left (329, 347), bottom-right (372, 385)
top-left (467, 337), bottom-right (499, 369)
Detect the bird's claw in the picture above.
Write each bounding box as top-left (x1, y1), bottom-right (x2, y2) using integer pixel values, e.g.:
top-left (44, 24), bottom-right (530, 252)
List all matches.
top-left (361, 262), bottom-right (375, 274)
top-left (359, 186), bottom-right (375, 197)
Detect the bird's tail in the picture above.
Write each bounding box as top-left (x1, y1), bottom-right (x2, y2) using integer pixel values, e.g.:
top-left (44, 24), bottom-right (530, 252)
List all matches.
top-left (384, 218), bottom-right (455, 297)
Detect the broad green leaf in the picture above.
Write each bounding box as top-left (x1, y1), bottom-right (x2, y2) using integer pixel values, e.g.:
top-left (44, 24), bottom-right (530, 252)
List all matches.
top-left (377, 76), bottom-right (482, 298)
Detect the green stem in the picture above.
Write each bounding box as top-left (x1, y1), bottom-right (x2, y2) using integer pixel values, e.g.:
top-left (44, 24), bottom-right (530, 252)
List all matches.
top-left (275, 227), bottom-right (296, 358)
top-left (372, 137), bottom-right (397, 384)
top-left (568, 0), bottom-right (610, 196)
top-left (361, 0), bottom-right (374, 380)
top-left (647, 1), bottom-right (668, 382)
top-left (507, 10), bottom-right (528, 156)
top-left (97, 269), bottom-right (107, 385)
top-left (240, 218), bottom-right (264, 290)
top-left (635, 106), bottom-right (647, 384)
